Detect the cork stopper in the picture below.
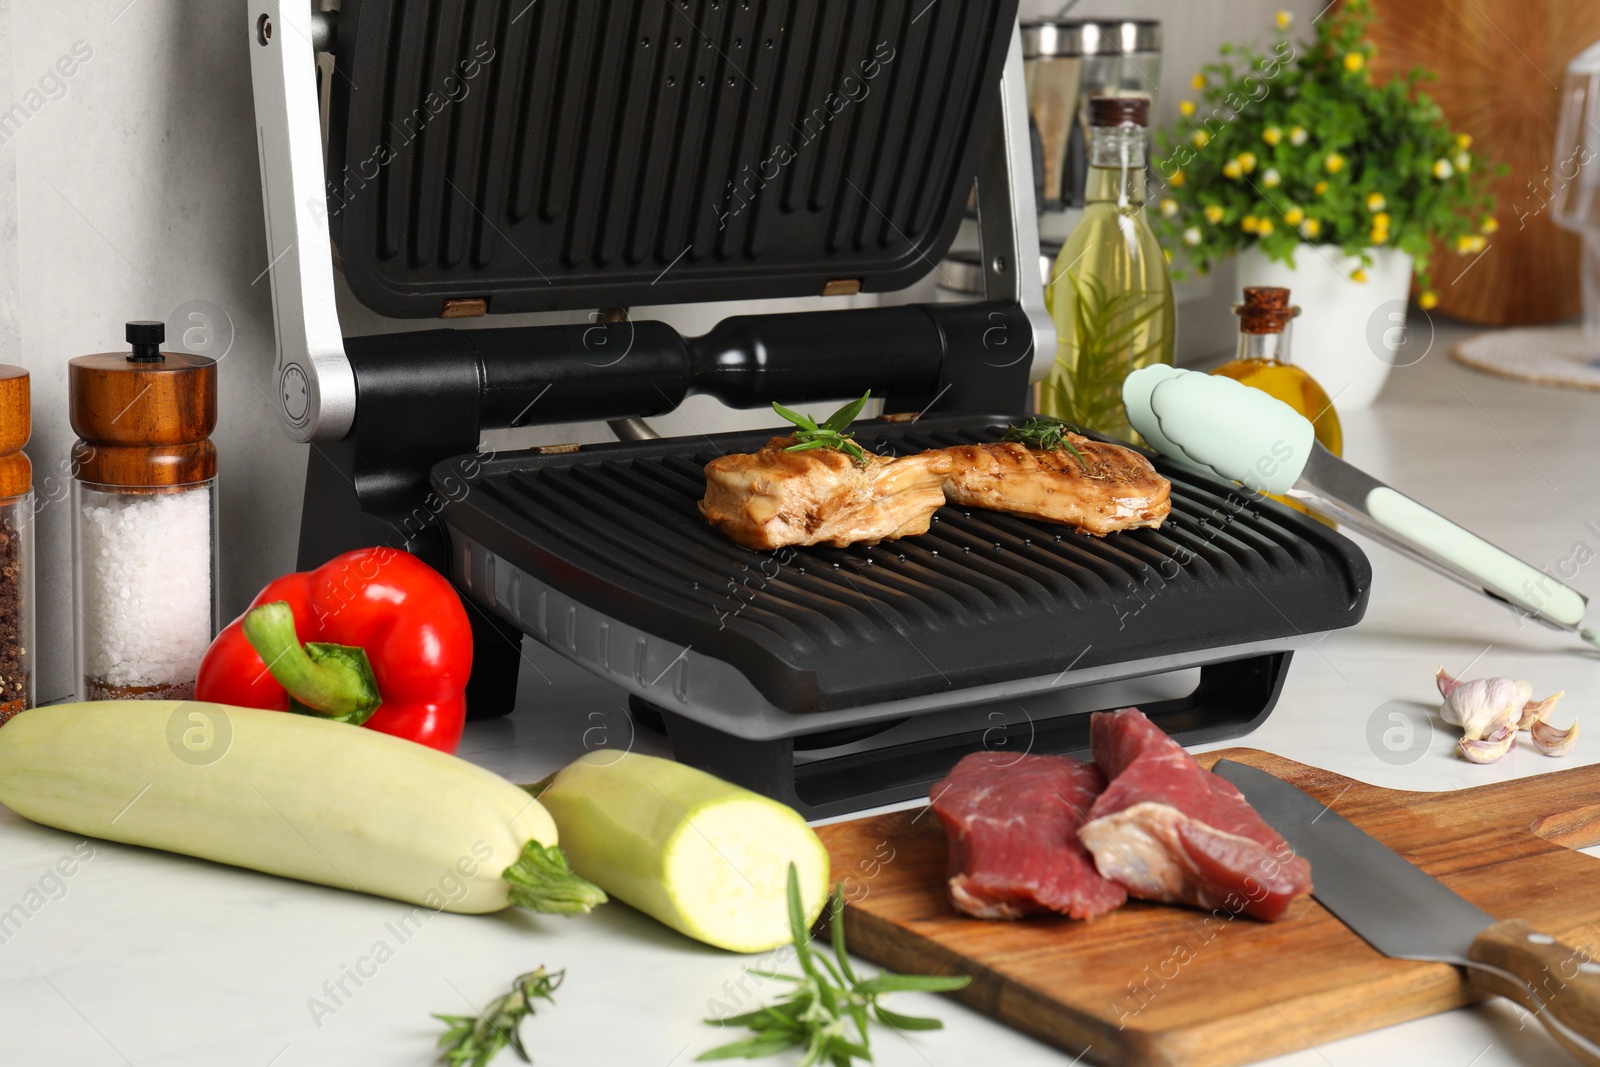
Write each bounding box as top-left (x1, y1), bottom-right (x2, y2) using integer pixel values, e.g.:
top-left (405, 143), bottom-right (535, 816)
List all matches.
top-left (69, 322), bottom-right (217, 488)
top-left (1234, 287), bottom-right (1301, 335)
top-left (1088, 95), bottom-right (1149, 128)
top-left (0, 365), bottom-right (29, 499)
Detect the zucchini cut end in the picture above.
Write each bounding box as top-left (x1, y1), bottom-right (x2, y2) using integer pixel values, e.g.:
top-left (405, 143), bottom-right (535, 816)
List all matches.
top-left (663, 797), bottom-right (830, 953)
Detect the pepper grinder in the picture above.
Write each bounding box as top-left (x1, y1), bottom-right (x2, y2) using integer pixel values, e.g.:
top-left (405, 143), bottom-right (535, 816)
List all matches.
top-left (70, 321), bottom-right (218, 701)
top-left (0, 365), bottom-right (33, 721)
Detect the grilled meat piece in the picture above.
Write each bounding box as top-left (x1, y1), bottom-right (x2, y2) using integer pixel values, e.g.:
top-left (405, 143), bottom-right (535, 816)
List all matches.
top-left (1078, 708), bottom-right (1313, 922)
top-left (938, 438), bottom-right (1171, 536)
top-left (931, 751), bottom-right (1127, 921)
top-left (699, 436), bottom-right (950, 550)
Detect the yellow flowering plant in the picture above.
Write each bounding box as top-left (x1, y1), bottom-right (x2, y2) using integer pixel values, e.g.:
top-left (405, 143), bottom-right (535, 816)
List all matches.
top-left (1151, 0), bottom-right (1498, 300)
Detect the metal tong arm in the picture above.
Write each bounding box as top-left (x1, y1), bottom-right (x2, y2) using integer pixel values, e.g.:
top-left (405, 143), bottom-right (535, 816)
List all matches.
top-left (1285, 443), bottom-right (1588, 634)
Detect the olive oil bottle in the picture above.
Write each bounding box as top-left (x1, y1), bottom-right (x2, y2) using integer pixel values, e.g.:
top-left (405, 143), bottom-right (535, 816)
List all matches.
top-left (1210, 286), bottom-right (1343, 455)
top-left (1211, 286), bottom-right (1342, 522)
top-left (1040, 95), bottom-right (1174, 441)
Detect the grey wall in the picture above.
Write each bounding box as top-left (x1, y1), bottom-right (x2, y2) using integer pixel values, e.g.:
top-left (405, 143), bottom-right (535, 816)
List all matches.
top-left (6, 0), bottom-right (1315, 702)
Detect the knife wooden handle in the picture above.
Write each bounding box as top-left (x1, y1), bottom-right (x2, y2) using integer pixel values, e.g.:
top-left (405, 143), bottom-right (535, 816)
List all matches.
top-left (1468, 918), bottom-right (1600, 1066)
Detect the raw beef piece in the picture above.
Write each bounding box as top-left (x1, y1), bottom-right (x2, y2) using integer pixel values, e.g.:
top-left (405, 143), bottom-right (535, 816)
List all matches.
top-left (931, 751), bottom-right (1127, 921)
top-left (1079, 708), bottom-right (1312, 922)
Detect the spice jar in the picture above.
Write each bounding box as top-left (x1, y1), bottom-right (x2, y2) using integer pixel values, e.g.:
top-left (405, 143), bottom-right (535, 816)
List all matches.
top-left (0, 365), bottom-right (33, 722)
top-left (70, 322), bottom-right (218, 701)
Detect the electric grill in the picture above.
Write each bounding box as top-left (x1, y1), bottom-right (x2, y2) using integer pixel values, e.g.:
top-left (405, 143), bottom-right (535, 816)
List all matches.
top-left (249, 0), bottom-right (1371, 816)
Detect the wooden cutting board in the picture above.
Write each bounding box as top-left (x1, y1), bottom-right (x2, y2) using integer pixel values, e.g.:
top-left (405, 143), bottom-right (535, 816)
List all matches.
top-left (816, 748), bottom-right (1600, 1067)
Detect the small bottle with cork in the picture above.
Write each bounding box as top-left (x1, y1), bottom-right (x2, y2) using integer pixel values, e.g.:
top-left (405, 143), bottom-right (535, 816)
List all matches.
top-left (0, 365), bottom-right (33, 723)
top-left (1210, 286), bottom-right (1343, 455)
top-left (70, 321), bottom-right (218, 701)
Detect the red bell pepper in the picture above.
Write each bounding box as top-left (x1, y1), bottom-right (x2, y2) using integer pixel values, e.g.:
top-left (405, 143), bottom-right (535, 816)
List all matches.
top-left (195, 547), bottom-right (474, 752)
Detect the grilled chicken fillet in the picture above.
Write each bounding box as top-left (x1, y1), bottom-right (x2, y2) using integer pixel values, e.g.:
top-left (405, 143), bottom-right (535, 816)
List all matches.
top-left (699, 436), bottom-right (950, 550)
top-left (938, 437), bottom-right (1170, 535)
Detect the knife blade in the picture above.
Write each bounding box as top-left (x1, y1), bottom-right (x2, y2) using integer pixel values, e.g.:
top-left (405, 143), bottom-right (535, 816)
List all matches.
top-left (1214, 759), bottom-right (1600, 1066)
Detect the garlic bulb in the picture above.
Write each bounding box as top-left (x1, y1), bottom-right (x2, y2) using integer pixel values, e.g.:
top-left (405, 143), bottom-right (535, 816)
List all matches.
top-left (1434, 668), bottom-right (1575, 764)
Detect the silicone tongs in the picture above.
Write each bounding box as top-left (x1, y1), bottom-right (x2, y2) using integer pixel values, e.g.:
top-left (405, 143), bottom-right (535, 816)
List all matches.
top-left (1122, 365), bottom-right (1598, 649)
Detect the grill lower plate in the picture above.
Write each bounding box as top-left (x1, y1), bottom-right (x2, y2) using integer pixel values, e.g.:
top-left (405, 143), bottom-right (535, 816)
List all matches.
top-left (435, 414), bottom-right (1371, 814)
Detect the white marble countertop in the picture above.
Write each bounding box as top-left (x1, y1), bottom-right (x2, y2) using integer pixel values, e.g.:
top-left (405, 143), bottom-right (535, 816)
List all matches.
top-left (4, 319), bottom-right (1598, 1067)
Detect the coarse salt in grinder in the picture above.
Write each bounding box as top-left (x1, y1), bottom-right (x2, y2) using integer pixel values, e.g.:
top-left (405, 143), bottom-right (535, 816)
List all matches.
top-left (70, 321), bottom-right (218, 701)
top-left (0, 365), bottom-right (34, 722)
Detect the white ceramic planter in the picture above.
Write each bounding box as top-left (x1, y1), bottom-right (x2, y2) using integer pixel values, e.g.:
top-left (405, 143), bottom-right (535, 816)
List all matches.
top-left (1234, 244), bottom-right (1414, 409)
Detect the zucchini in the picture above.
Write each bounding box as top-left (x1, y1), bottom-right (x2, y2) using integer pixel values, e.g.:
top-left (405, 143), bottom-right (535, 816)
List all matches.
top-left (0, 702), bottom-right (604, 915)
top-left (537, 751), bottom-right (829, 953)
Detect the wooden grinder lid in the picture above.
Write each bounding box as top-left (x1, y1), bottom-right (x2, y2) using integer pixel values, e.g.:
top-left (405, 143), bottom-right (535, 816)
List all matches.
top-left (0, 365), bottom-right (29, 499)
top-left (69, 321), bottom-right (217, 488)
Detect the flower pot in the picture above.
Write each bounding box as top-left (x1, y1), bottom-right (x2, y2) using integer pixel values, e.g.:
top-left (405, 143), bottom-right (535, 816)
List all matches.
top-left (1234, 244), bottom-right (1414, 409)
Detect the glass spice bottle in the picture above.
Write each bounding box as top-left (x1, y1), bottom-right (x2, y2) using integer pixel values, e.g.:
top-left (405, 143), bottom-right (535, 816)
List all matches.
top-left (70, 321), bottom-right (218, 701)
top-left (0, 365), bottom-right (34, 723)
top-left (1040, 94), bottom-right (1175, 441)
top-left (1210, 287), bottom-right (1343, 455)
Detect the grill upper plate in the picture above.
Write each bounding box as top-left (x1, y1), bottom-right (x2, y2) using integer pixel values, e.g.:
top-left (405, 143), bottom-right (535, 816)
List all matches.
top-left (327, 0), bottom-right (1018, 316)
top-left (434, 415), bottom-right (1371, 715)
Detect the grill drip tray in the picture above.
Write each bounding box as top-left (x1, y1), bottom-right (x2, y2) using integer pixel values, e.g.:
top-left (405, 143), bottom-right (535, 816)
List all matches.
top-left (435, 414), bottom-right (1371, 817)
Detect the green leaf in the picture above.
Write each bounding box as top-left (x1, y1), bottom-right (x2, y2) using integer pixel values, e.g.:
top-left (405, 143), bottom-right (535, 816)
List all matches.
top-left (821, 391), bottom-right (871, 432)
top-left (872, 1007), bottom-right (946, 1032)
top-left (697, 1033), bottom-right (804, 1061)
top-left (829, 889), bottom-right (860, 988)
top-left (773, 394), bottom-right (873, 466)
top-left (772, 402), bottom-right (817, 432)
top-left (824, 1036), bottom-right (873, 1060)
top-left (786, 865), bottom-right (821, 981)
top-left (433, 967), bottom-right (562, 1067)
top-left (697, 869), bottom-right (970, 1066)
top-left (855, 974), bottom-right (974, 995)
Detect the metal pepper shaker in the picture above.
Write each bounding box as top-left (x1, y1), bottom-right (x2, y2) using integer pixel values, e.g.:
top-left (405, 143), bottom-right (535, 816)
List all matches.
top-left (70, 321), bottom-right (219, 701)
top-left (0, 365), bottom-right (34, 721)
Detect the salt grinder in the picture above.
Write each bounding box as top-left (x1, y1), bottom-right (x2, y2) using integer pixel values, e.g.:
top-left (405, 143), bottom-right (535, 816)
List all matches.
top-left (0, 365), bottom-right (33, 721)
top-left (70, 321), bottom-right (218, 701)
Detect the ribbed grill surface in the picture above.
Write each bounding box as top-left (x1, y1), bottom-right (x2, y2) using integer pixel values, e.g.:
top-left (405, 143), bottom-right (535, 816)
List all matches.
top-left (438, 416), bottom-right (1371, 714)
top-left (329, 0), bottom-right (1015, 316)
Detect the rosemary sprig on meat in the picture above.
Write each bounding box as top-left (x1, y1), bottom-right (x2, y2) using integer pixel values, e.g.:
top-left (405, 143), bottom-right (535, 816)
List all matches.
top-left (699, 865), bottom-right (971, 1065)
top-left (435, 966), bottom-right (562, 1067)
top-left (773, 391), bottom-right (872, 465)
top-left (1003, 417), bottom-right (1090, 471)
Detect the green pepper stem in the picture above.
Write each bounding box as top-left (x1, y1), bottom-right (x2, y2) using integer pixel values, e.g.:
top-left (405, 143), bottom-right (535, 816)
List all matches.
top-left (501, 841), bottom-right (608, 915)
top-left (242, 601), bottom-right (382, 723)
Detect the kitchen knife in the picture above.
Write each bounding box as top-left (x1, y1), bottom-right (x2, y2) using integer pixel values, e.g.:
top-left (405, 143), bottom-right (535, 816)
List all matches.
top-left (1213, 759), bottom-right (1600, 1066)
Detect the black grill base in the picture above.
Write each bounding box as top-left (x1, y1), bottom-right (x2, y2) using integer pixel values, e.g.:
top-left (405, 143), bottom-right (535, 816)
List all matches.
top-left (648, 651), bottom-right (1291, 819)
top-left (436, 413), bottom-right (1368, 814)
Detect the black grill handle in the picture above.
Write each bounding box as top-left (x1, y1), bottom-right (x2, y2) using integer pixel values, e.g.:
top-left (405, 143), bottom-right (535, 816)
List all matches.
top-left (355, 301), bottom-right (1030, 432)
top-left (688, 306), bottom-right (945, 410)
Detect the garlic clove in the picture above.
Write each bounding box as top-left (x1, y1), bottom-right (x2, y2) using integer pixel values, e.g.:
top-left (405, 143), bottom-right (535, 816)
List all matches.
top-left (1436, 667), bottom-right (1461, 699)
top-left (1518, 690), bottom-right (1564, 731)
top-left (1459, 729), bottom-right (1517, 763)
top-left (1531, 717), bottom-right (1579, 757)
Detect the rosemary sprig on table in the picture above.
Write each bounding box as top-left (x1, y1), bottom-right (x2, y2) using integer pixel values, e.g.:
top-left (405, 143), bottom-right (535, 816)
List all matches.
top-left (1003, 416), bottom-right (1090, 471)
top-left (773, 391), bottom-right (872, 465)
top-left (699, 865), bottom-right (971, 1065)
top-left (435, 966), bottom-right (562, 1067)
